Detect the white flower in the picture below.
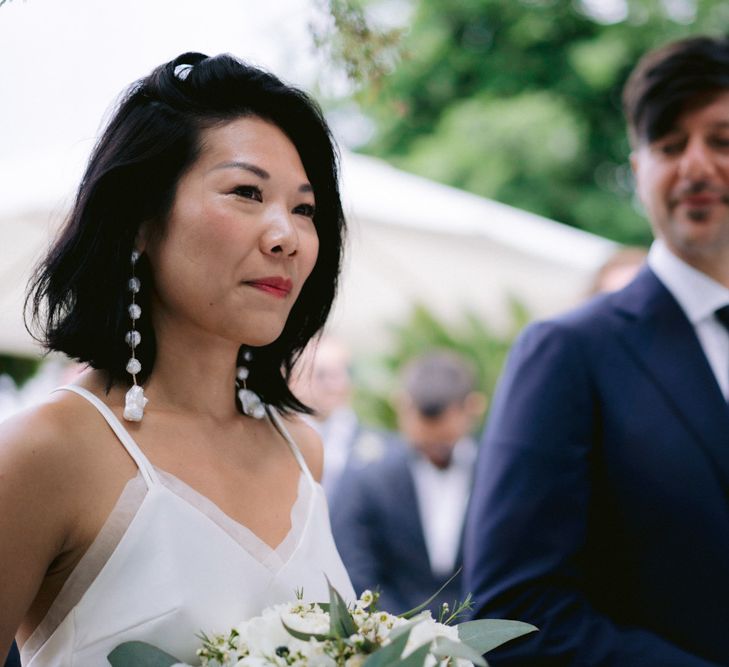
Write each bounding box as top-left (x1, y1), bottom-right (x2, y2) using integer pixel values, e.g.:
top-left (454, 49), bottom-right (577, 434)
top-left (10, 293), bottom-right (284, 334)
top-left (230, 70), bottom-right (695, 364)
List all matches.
top-left (299, 643), bottom-right (336, 667)
top-left (232, 601), bottom-right (340, 667)
top-left (235, 657), bottom-right (273, 667)
top-left (402, 612), bottom-right (455, 648)
top-left (345, 655), bottom-right (366, 667)
top-left (280, 608), bottom-right (330, 636)
top-left (400, 613), bottom-right (471, 667)
top-left (236, 612), bottom-right (292, 654)
top-left (356, 590), bottom-right (374, 609)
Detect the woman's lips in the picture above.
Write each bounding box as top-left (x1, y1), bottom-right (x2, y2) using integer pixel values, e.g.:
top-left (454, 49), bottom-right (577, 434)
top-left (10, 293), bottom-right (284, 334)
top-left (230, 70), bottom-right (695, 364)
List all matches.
top-left (244, 277), bottom-right (293, 298)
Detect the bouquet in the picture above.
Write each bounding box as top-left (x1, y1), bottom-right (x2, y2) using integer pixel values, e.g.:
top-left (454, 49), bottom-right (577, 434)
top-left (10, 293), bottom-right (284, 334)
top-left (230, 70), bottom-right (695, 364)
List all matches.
top-left (108, 582), bottom-right (536, 667)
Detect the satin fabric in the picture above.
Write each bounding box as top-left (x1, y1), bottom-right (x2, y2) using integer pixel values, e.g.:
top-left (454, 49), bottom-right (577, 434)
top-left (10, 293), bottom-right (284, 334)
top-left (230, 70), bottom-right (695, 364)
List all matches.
top-left (22, 385), bottom-right (354, 666)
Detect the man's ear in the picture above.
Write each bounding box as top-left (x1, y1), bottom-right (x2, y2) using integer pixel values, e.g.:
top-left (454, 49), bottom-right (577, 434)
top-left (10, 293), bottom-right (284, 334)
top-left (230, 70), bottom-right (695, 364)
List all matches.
top-left (628, 146), bottom-right (642, 184)
top-left (629, 149), bottom-right (646, 209)
top-left (465, 391), bottom-right (488, 419)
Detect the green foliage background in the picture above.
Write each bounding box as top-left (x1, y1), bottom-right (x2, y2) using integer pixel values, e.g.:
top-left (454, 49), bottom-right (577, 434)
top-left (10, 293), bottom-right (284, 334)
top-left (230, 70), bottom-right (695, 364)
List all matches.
top-left (0, 354), bottom-right (40, 387)
top-left (325, 1), bottom-right (729, 427)
top-left (352, 0), bottom-right (729, 245)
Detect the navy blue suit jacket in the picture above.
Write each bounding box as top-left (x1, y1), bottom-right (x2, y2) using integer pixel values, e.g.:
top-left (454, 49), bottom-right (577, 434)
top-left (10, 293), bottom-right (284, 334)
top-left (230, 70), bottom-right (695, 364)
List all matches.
top-left (463, 267), bottom-right (729, 666)
top-left (331, 439), bottom-right (465, 615)
top-left (3, 642), bottom-right (20, 667)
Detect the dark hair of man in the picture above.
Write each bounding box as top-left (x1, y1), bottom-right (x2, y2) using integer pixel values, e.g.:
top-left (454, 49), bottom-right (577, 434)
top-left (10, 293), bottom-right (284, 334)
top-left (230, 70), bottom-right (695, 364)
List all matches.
top-left (26, 52), bottom-right (345, 414)
top-left (623, 35), bottom-right (729, 147)
top-left (401, 350), bottom-right (477, 419)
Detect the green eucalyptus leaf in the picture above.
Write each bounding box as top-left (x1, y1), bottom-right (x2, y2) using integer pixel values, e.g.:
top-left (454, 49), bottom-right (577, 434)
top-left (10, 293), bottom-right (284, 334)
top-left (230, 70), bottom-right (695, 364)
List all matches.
top-left (431, 637), bottom-right (487, 666)
top-left (281, 618), bottom-right (332, 642)
top-left (395, 642), bottom-right (431, 667)
top-left (457, 619), bottom-right (537, 653)
top-left (107, 641), bottom-right (182, 667)
top-left (326, 577), bottom-right (358, 638)
top-left (362, 627), bottom-right (412, 667)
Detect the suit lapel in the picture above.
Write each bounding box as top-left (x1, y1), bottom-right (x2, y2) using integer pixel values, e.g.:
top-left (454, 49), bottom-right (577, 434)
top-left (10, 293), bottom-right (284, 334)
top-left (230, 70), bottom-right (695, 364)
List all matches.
top-left (455, 454), bottom-right (478, 566)
top-left (613, 268), bottom-right (729, 488)
top-left (386, 446), bottom-right (431, 569)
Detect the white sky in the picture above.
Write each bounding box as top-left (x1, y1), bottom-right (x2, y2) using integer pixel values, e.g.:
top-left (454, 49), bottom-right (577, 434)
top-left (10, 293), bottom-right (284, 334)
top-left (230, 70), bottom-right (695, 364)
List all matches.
top-left (0, 0), bottom-right (330, 216)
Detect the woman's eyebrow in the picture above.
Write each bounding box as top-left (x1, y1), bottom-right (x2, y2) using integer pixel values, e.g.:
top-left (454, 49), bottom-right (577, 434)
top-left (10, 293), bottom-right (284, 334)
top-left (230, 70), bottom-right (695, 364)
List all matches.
top-left (212, 161), bottom-right (269, 179)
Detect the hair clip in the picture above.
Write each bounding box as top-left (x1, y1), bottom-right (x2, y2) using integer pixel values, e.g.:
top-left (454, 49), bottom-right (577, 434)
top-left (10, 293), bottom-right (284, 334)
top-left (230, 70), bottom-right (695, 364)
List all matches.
top-left (173, 64), bottom-right (193, 81)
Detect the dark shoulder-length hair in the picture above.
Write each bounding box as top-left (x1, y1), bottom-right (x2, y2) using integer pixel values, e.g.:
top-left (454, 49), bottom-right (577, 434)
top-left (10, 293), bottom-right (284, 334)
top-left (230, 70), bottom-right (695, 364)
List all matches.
top-left (26, 52), bottom-right (345, 414)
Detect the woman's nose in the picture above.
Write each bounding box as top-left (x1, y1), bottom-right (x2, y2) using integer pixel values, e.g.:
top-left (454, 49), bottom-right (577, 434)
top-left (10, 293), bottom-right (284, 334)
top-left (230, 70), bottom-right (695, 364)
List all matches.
top-left (261, 205), bottom-right (298, 257)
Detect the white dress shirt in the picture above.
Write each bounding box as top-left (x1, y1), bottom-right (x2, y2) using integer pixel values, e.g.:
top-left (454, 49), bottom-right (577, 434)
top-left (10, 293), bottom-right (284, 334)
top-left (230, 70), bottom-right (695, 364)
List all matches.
top-left (648, 239), bottom-right (729, 399)
top-left (411, 438), bottom-right (477, 577)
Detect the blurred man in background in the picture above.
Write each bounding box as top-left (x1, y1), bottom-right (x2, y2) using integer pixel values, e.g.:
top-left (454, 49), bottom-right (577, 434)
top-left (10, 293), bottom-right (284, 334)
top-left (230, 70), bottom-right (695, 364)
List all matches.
top-left (587, 246), bottom-right (648, 295)
top-left (464, 36), bottom-right (729, 666)
top-left (331, 350), bottom-right (485, 614)
top-left (291, 336), bottom-right (386, 501)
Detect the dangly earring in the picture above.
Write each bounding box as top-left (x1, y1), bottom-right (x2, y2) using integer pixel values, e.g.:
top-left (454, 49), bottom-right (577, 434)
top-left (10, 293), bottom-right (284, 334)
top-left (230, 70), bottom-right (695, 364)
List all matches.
top-left (237, 349), bottom-right (265, 419)
top-left (123, 250), bottom-right (148, 422)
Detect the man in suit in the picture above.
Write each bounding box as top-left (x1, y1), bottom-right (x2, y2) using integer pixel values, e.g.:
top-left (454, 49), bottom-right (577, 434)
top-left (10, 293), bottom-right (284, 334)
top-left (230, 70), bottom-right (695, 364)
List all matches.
top-left (331, 350), bottom-right (485, 615)
top-left (463, 36), bottom-right (729, 666)
top-left (290, 336), bottom-right (387, 501)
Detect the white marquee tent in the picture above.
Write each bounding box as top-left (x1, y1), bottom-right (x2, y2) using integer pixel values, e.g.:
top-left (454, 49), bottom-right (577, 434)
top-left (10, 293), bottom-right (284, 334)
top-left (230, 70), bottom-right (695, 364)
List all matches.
top-left (332, 152), bottom-right (617, 349)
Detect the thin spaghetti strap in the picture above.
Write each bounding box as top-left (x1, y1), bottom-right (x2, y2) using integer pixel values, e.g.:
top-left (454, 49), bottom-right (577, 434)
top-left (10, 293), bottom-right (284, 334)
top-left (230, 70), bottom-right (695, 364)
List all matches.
top-left (265, 405), bottom-right (316, 486)
top-left (55, 385), bottom-right (159, 488)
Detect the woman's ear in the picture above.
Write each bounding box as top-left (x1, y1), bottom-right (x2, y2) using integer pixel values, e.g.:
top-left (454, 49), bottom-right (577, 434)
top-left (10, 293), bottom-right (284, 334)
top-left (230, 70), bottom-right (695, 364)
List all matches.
top-left (135, 220), bottom-right (153, 254)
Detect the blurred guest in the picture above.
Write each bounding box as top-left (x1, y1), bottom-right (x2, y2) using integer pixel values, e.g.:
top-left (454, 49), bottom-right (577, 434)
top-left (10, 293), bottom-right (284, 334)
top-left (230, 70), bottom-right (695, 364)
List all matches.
top-left (464, 36), bottom-right (729, 666)
top-left (587, 246), bottom-right (648, 295)
top-left (331, 350), bottom-right (485, 614)
top-left (291, 336), bottom-right (385, 500)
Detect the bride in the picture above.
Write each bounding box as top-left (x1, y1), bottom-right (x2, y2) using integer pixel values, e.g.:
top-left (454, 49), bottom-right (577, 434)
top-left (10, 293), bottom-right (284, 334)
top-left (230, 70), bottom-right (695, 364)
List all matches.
top-left (0, 52), bottom-right (353, 665)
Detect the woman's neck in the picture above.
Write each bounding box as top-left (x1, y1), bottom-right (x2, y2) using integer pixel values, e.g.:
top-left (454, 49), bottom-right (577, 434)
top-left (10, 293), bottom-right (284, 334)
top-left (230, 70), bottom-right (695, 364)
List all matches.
top-left (137, 321), bottom-right (245, 421)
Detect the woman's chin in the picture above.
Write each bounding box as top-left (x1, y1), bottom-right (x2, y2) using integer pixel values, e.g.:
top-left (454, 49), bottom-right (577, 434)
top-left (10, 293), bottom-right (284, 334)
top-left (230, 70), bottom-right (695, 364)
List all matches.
top-left (238, 326), bottom-right (286, 349)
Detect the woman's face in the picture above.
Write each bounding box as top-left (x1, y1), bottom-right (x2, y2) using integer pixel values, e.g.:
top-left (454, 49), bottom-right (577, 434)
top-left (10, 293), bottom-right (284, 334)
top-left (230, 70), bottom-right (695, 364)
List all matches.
top-left (143, 116), bottom-right (319, 348)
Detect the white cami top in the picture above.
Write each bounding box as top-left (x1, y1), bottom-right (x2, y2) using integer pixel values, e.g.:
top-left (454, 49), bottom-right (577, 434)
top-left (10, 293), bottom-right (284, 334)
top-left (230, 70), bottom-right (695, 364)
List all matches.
top-left (20, 385), bottom-right (354, 666)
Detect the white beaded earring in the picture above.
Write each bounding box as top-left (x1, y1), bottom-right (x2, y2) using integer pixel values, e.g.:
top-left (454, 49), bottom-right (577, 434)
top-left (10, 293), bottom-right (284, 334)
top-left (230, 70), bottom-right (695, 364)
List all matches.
top-left (237, 349), bottom-right (265, 419)
top-left (123, 250), bottom-right (148, 422)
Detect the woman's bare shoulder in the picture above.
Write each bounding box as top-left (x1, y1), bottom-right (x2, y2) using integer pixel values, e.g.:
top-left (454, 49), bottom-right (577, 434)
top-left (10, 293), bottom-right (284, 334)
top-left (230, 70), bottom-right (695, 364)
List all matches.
top-left (0, 390), bottom-right (98, 487)
top-left (277, 413), bottom-right (324, 482)
top-left (0, 390), bottom-right (102, 581)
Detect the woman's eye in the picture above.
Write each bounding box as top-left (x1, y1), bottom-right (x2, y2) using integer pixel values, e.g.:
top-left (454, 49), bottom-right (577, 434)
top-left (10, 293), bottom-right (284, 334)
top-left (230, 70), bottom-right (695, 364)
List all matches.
top-left (293, 203), bottom-right (316, 218)
top-left (232, 185), bottom-right (263, 201)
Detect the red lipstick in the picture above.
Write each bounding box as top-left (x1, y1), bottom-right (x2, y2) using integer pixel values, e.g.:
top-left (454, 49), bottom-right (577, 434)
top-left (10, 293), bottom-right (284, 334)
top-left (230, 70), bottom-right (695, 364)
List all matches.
top-left (245, 276), bottom-right (293, 298)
